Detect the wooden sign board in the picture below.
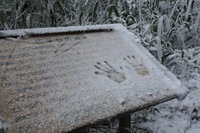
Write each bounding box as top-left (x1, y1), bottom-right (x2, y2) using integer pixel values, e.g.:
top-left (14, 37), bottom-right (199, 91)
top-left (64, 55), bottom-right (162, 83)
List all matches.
top-left (0, 24), bottom-right (187, 133)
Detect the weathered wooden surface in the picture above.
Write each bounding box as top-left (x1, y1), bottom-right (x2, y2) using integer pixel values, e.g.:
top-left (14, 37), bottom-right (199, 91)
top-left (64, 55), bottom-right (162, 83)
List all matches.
top-left (0, 24), bottom-right (187, 133)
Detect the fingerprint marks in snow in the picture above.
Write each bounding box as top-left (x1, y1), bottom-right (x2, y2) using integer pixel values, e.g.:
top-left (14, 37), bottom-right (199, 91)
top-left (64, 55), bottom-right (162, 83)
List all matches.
top-left (54, 42), bottom-right (81, 56)
top-left (124, 55), bottom-right (149, 76)
top-left (94, 61), bottom-right (126, 83)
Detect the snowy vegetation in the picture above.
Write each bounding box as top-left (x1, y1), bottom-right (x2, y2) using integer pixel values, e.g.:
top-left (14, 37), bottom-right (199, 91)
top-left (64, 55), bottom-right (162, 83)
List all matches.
top-left (0, 0), bottom-right (200, 132)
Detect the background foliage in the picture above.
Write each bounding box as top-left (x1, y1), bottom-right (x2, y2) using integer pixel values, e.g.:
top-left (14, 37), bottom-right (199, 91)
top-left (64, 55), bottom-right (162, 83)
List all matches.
top-left (0, 0), bottom-right (200, 132)
top-left (0, 0), bottom-right (199, 64)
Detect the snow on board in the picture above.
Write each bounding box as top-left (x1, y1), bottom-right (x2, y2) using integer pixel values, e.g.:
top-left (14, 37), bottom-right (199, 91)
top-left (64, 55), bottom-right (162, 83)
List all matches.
top-left (0, 24), bottom-right (188, 133)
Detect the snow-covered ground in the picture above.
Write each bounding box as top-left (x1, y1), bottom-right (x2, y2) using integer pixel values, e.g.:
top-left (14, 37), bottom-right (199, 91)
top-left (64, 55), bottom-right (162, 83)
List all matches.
top-left (132, 87), bottom-right (200, 133)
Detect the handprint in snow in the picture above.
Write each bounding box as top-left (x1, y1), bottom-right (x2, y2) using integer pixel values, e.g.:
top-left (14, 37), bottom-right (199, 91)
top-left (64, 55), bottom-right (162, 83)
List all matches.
top-left (94, 61), bottom-right (126, 83)
top-left (124, 55), bottom-right (149, 76)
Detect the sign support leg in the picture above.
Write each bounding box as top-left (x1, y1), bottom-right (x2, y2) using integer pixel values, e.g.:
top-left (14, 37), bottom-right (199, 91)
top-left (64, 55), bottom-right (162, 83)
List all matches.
top-left (118, 114), bottom-right (131, 133)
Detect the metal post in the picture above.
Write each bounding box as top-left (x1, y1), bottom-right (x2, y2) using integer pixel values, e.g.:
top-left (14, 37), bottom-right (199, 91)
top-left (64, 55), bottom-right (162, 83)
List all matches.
top-left (118, 114), bottom-right (131, 133)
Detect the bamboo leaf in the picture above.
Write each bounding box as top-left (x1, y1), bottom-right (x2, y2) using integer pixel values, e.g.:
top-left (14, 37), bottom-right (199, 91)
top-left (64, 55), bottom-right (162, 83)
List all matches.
top-left (79, 11), bottom-right (83, 25)
top-left (194, 11), bottom-right (200, 34)
top-left (107, 4), bottom-right (119, 20)
top-left (92, 1), bottom-right (99, 22)
top-left (26, 13), bottom-right (31, 28)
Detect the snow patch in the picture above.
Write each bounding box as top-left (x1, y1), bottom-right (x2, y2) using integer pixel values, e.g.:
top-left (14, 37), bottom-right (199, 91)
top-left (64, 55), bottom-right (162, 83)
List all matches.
top-left (0, 115), bottom-right (8, 133)
top-left (0, 24), bottom-right (116, 38)
top-left (118, 98), bottom-right (126, 105)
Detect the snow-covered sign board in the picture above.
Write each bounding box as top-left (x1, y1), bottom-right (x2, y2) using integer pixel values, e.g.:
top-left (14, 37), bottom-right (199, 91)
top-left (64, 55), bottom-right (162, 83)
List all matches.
top-left (0, 24), bottom-right (187, 133)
